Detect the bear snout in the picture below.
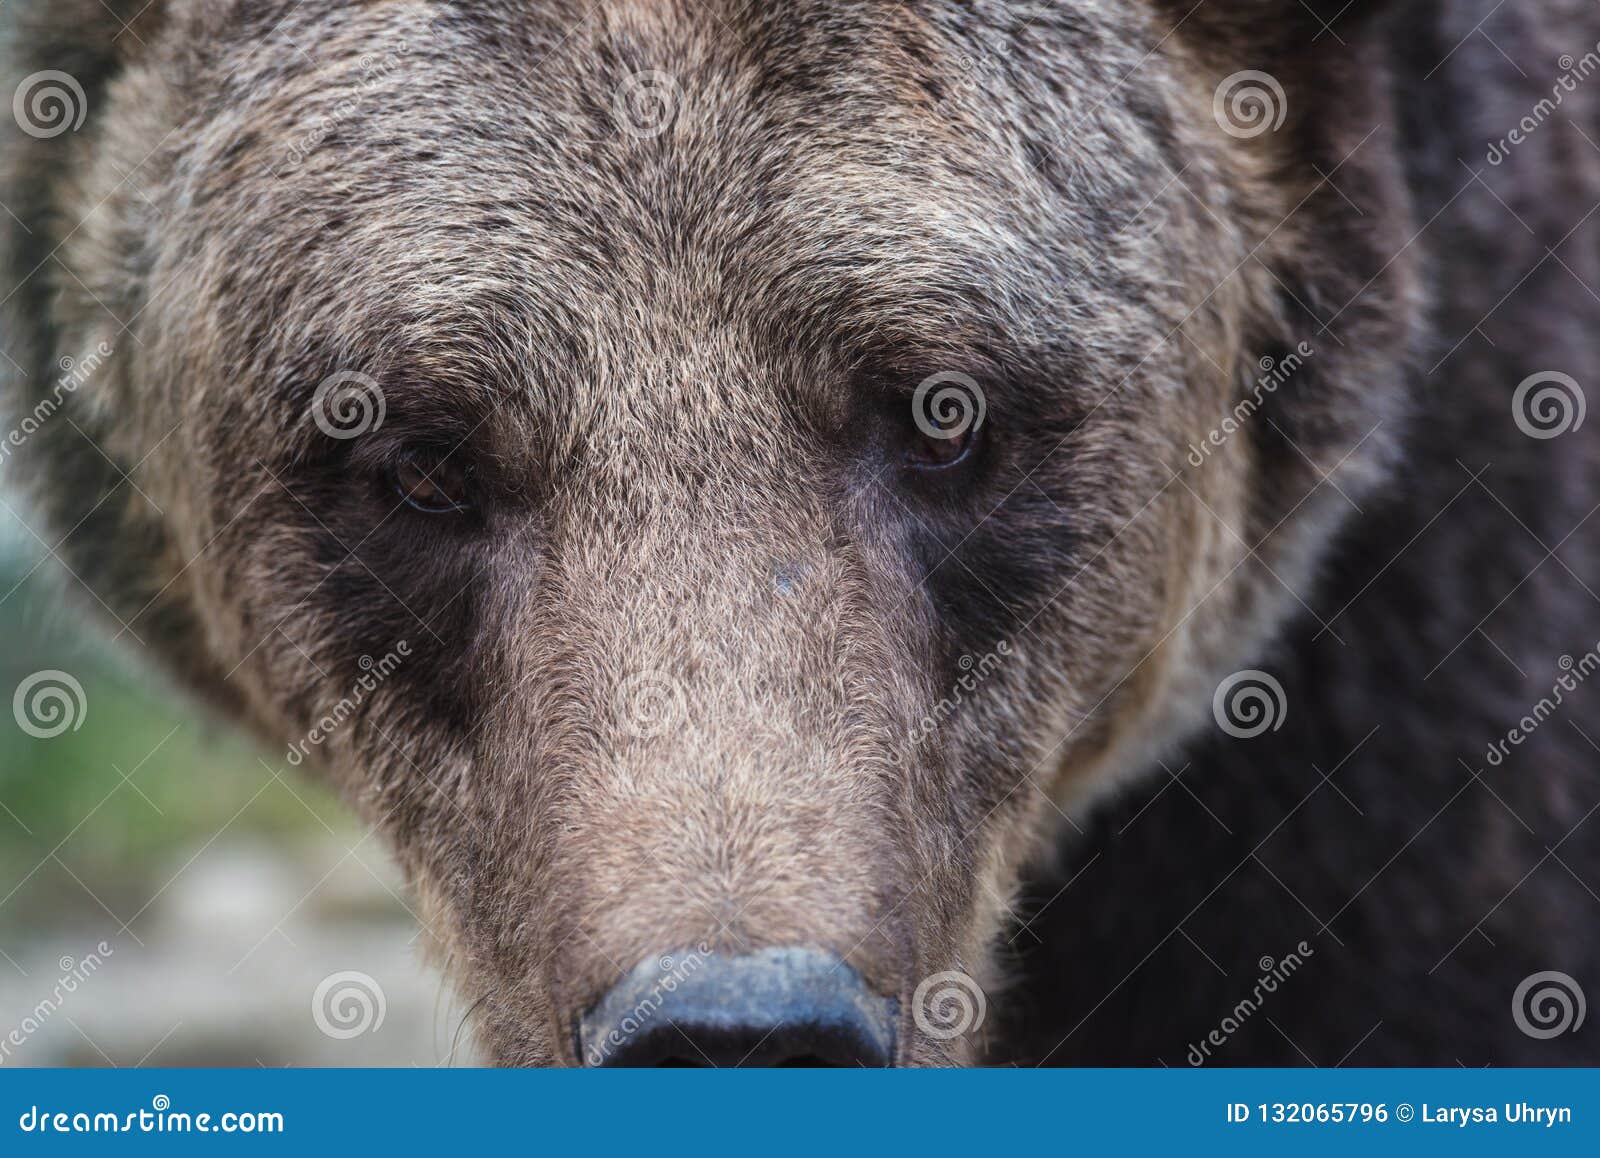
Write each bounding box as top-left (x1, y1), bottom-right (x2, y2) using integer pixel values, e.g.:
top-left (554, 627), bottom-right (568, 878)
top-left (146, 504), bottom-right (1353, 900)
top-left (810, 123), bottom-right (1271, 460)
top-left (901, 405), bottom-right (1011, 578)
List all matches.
top-left (579, 946), bottom-right (898, 1067)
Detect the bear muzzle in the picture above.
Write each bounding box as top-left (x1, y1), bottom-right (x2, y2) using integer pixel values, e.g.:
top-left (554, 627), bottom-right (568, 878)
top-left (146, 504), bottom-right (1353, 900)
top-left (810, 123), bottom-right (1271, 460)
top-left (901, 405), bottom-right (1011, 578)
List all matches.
top-left (578, 946), bottom-right (898, 1066)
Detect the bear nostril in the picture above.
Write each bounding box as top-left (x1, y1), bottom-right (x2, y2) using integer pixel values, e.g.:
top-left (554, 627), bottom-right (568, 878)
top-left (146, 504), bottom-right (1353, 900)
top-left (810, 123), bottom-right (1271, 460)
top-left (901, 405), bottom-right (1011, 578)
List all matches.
top-left (579, 946), bottom-right (897, 1067)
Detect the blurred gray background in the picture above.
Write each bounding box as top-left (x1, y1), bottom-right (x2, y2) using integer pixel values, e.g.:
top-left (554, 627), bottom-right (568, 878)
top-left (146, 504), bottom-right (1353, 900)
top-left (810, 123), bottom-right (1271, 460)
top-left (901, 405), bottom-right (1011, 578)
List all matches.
top-left (0, 502), bottom-right (473, 1066)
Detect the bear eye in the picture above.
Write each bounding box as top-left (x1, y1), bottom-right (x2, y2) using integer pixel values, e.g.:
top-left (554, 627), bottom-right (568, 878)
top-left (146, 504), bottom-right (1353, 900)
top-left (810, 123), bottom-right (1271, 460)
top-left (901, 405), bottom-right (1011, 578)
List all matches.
top-left (387, 454), bottom-right (473, 514)
top-left (904, 372), bottom-right (987, 471)
top-left (906, 423), bottom-right (979, 470)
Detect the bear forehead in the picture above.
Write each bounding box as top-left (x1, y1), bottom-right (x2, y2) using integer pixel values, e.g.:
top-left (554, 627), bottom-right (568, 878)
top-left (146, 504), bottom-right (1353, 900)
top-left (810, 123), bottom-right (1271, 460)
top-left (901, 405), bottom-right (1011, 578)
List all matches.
top-left (156, 10), bottom-right (1088, 427)
top-left (144, 0), bottom-right (1172, 458)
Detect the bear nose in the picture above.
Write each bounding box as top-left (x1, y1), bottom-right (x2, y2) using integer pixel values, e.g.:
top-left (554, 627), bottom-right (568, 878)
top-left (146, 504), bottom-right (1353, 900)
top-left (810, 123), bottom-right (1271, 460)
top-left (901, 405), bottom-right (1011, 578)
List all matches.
top-left (579, 946), bottom-right (898, 1067)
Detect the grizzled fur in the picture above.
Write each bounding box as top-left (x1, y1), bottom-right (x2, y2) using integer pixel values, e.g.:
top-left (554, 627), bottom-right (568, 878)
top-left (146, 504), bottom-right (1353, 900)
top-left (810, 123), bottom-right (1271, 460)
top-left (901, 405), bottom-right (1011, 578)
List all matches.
top-left (2, 0), bottom-right (1596, 1065)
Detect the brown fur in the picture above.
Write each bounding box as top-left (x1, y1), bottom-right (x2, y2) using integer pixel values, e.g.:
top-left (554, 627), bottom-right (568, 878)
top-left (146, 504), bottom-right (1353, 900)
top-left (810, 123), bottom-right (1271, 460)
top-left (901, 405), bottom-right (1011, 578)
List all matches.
top-left (3, 0), bottom-right (1423, 1064)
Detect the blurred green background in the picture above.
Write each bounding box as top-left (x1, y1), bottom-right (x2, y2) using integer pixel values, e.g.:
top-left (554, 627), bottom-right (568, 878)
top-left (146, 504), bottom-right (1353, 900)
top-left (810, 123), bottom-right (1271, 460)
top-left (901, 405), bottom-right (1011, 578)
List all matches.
top-left (0, 502), bottom-right (461, 1066)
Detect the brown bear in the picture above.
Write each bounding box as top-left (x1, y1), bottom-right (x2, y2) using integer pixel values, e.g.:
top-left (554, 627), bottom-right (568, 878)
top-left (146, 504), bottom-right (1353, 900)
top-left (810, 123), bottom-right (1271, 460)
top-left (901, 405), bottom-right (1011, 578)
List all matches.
top-left (2, 0), bottom-right (1596, 1065)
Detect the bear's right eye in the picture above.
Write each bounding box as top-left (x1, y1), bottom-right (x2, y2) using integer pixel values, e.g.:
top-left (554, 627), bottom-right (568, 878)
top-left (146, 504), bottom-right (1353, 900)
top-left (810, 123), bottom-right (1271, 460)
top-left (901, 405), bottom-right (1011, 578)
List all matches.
top-left (386, 453), bottom-right (473, 514)
top-left (900, 370), bottom-right (989, 475)
top-left (905, 419), bottom-right (980, 471)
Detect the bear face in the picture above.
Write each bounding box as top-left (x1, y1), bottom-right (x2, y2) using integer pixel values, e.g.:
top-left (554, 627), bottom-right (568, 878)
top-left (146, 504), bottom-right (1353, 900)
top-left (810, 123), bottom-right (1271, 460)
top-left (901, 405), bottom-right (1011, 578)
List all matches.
top-left (2, 0), bottom-right (1420, 1063)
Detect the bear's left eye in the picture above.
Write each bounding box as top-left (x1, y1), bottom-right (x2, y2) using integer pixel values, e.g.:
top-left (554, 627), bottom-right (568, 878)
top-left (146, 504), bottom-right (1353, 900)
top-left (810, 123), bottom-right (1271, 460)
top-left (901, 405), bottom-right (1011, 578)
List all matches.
top-left (903, 372), bottom-right (988, 472)
top-left (387, 453), bottom-right (473, 514)
top-left (905, 422), bottom-right (980, 470)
